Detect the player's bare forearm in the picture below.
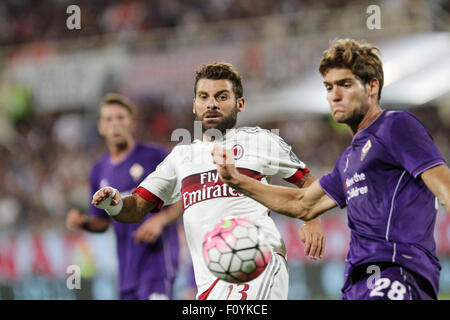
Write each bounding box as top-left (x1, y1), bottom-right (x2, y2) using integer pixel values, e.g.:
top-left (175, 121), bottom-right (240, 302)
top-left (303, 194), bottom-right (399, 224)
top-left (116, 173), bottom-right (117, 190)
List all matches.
top-left (293, 173), bottom-right (321, 225)
top-left (301, 186), bottom-right (337, 221)
top-left (421, 164), bottom-right (450, 213)
top-left (227, 172), bottom-right (335, 221)
top-left (112, 194), bottom-right (156, 224)
top-left (92, 187), bottom-right (158, 223)
top-left (212, 144), bottom-right (335, 220)
top-left (153, 201), bottom-right (183, 227)
top-left (132, 201), bottom-right (182, 244)
top-left (81, 216), bottom-right (110, 233)
top-left (164, 201), bottom-right (183, 225)
top-left (292, 174), bottom-right (326, 259)
top-left (229, 173), bottom-right (306, 218)
top-left (66, 208), bottom-right (110, 233)
top-left (213, 145), bottom-right (303, 217)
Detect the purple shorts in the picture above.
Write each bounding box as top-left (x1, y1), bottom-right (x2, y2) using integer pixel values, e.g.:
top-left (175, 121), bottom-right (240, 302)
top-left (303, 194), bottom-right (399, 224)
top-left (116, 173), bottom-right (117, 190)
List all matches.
top-left (120, 278), bottom-right (175, 300)
top-left (342, 262), bottom-right (436, 300)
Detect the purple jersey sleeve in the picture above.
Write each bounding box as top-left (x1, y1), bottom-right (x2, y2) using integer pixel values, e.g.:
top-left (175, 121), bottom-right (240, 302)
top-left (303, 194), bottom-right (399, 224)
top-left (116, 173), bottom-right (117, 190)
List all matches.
top-left (386, 112), bottom-right (446, 178)
top-left (89, 164), bottom-right (109, 219)
top-left (319, 152), bottom-right (347, 208)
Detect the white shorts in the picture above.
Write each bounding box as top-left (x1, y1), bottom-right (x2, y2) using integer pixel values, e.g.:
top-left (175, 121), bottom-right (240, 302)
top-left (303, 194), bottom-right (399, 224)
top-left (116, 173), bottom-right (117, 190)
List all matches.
top-left (201, 252), bottom-right (289, 300)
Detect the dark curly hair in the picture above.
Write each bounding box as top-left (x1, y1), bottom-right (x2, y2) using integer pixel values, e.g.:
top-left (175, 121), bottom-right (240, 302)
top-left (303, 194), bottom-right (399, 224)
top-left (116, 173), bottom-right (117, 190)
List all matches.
top-left (319, 39), bottom-right (384, 101)
top-left (194, 62), bottom-right (243, 99)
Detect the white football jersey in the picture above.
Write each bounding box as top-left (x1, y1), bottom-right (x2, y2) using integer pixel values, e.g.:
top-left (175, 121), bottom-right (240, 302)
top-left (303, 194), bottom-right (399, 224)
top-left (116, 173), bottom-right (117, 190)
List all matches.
top-left (136, 127), bottom-right (309, 296)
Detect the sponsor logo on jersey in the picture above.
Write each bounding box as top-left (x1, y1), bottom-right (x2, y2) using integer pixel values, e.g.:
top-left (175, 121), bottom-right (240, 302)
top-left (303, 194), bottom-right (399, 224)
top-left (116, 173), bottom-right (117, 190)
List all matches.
top-left (181, 169), bottom-right (264, 210)
top-left (345, 171), bottom-right (368, 201)
top-left (232, 144), bottom-right (244, 160)
top-left (361, 139), bottom-right (372, 161)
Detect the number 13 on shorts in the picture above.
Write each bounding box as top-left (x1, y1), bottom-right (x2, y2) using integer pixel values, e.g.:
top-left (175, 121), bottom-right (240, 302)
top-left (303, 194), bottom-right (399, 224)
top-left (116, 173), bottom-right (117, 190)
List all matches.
top-left (227, 284), bottom-right (250, 300)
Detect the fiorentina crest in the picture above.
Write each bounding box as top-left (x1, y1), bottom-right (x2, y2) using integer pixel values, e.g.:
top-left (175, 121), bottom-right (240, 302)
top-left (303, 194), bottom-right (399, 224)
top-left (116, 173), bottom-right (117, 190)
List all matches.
top-left (361, 139), bottom-right (372, 161)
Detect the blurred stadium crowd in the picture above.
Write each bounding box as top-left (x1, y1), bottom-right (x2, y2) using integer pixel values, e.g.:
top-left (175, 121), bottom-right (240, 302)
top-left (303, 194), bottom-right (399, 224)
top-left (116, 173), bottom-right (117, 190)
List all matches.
top-left (0, 0), bottom-right (411, 45)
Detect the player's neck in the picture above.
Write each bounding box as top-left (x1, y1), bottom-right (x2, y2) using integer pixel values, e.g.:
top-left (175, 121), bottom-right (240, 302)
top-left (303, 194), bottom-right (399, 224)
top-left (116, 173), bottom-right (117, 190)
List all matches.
top-left (352, 105), bottom-right (382, 135)
top-left (108, 139), bottom-right (135, 164)
top-left (202, 127), bottom-right (236, 142)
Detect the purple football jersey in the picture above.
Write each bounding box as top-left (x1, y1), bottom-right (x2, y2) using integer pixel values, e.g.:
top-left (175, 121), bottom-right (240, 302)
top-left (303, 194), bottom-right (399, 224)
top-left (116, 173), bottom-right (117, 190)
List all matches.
top-left (90, 143), bottom-right (179, 293)
top-left (341, 262), bottom-right (435, 300)
top-left (319, 110), bottom-right (446, 297)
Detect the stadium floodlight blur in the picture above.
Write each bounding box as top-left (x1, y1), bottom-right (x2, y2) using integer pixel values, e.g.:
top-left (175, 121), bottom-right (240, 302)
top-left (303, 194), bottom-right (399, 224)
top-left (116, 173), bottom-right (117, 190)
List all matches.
top-left (240, 32), bottom-right (450, 123)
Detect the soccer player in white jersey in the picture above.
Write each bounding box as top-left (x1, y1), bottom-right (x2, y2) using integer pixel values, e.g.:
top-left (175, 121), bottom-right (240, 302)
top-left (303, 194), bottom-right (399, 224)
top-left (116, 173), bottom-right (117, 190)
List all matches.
top-left (91, 62), bottom-right (326, 300)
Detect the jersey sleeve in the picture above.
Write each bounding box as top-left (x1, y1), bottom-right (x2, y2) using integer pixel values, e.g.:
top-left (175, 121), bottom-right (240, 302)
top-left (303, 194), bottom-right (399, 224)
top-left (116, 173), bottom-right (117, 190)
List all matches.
top-left (386, 112), bottom-right (446, 178)
top-left (263, 131), bottom-right (310, 183)
top-left (134, 149), bottom-right (181, 208)
top-left (319, 153), bottom-right (347, 208)
top-left (89, 165), bottom-right (109, 219)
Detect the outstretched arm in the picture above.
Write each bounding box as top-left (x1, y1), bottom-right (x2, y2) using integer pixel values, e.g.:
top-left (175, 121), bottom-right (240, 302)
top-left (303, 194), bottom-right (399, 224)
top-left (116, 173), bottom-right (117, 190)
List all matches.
top-left (91, 187), bottom-right (157, 223)
top-left (291, 174), bottom-right (325, 259)
top-left (212, 145), bottom-right (336, 221)
top-left (66, 208), bottom-right (110, 233)
top-left (133, 201), bottom-right (183, 244)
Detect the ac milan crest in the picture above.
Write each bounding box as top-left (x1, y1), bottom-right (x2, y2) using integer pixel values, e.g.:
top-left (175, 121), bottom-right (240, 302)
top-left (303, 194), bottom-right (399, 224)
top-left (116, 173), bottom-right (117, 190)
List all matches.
top-left (232, 144), bottom-right (244, 160)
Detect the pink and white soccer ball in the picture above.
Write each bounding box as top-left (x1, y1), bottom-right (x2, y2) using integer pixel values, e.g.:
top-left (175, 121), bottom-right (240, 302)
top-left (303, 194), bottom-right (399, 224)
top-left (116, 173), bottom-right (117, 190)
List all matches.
top-left (202, 216), bottom-right (272, 283)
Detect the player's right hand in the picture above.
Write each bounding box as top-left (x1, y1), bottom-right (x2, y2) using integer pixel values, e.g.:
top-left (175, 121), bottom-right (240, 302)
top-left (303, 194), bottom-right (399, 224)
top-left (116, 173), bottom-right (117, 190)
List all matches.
top-left (212, 144), bottom-right (240, 185)
top-left (91, 187), bottom-right (122, 208)
top-left (66, 208), bottom-right (88, 230)
top-left (298, 219), bottom-right (326, 260)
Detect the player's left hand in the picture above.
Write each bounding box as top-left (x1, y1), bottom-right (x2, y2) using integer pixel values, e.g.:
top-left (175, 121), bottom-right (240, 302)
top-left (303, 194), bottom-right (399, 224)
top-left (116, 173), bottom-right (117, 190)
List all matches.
top-left (132, 213), bottom-right (166, 244)
top-left (298, 219), bottom-right (326, 260)
top-left (211, 144), bottom-right (240, 185)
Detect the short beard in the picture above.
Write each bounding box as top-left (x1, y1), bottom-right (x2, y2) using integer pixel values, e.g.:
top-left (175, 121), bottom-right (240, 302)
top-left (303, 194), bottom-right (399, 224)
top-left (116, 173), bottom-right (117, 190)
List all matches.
top-left (195, 105), bottom-right (238, 136)
top-left (341, 102), bottom-right (369, 129)
top-left (344, 112), bottom-right (365, 128)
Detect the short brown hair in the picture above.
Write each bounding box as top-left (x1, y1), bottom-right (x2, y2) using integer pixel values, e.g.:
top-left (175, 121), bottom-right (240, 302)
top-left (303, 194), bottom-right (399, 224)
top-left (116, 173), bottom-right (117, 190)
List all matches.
top-left (100, 93), bottom-right (137, 116)
top-left (319, 39), bottom-right (384, 101)
top-left (194, 62), bottom-right (243, 99)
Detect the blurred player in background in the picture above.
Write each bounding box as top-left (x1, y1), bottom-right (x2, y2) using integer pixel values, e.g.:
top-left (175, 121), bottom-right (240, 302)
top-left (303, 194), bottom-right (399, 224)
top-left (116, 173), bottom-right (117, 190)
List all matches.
top-left (91, 62), bottom-right (326, 300)
top-left (66, 93), bottom-right (182, 300)
top-left (212, 39), bottom-right (450, 300)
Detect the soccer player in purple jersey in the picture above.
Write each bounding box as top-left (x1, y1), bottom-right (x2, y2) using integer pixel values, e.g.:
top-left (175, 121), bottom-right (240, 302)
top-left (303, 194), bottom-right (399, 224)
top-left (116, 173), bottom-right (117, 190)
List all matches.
top-left (66, 93), bottom-right (182, 300)
top-left (212, 39), bottom-right (450, 300)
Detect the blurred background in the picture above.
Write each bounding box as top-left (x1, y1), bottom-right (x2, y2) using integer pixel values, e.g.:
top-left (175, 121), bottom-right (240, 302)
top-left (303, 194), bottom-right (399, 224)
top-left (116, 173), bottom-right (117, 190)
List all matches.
top-left (0, 0), bottom-right (449, 299)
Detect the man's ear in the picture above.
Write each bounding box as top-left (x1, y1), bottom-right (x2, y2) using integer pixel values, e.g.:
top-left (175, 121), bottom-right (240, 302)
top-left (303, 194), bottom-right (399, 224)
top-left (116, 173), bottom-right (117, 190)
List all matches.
top-left (237, 97), bottom-right (245, 113)
top-left (368, 78), bottom-right (380, 100)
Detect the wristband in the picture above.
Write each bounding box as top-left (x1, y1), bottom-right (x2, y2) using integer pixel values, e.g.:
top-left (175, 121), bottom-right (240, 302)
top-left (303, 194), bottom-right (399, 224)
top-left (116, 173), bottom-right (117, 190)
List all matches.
top-left (93, 187), bottom-right (123, 217)
top-left (105, 199), bottom-right (123, 217)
